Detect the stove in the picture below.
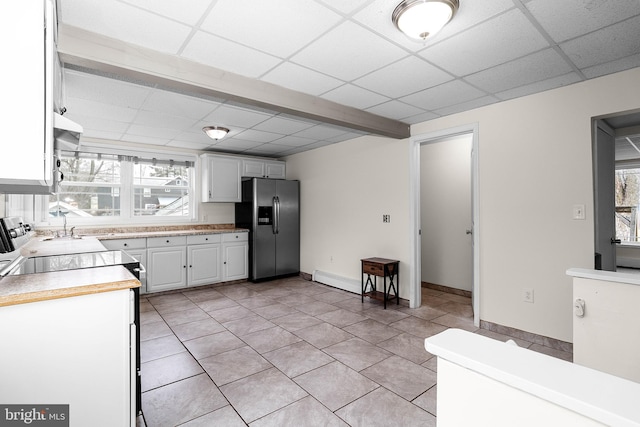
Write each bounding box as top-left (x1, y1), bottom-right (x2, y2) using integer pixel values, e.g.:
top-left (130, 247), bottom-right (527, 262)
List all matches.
top-left (2, 250), bottom-right (139, 277)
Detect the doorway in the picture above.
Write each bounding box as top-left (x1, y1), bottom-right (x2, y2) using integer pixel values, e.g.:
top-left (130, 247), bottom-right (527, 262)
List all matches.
top-left (409, 124), bottom-right (479, 326)
top-left (593, 109), bottom-right (640, 272)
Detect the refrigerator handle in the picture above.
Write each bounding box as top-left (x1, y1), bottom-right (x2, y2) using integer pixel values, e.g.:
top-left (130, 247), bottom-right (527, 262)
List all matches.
top-left (272, 196), bottom-right (278, 235)
top-left (275, 196), bottom-right (280, 234)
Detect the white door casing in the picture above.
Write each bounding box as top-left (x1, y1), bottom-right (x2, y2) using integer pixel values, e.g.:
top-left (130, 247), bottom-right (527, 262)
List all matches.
top-left (409, 123), bottom-right (480, 326)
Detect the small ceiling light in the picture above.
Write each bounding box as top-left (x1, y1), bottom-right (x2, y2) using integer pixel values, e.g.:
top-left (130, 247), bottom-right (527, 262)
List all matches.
top-left (392, 0), bottom-right (459, 41)
top-left (202, 126), bottom-right (230, 140)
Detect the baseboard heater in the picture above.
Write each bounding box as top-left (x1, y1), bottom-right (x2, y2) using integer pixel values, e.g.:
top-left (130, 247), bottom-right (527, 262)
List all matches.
top-left (312, 270), bottom-right (360, 294)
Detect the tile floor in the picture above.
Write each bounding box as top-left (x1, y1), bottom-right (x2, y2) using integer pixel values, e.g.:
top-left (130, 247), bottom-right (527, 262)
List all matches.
top-left (138, 277), bottom-right (572, 426)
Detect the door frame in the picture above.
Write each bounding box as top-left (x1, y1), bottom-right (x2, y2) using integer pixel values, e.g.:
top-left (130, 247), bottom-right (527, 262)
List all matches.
top-left (409, 123), bottom-right (480, 326)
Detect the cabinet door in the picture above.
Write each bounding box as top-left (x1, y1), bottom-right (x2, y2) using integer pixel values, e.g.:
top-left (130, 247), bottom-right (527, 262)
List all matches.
top-left (203, 156), bottom-right (241, 202)
top-left (188, 243), bottom-right (221, 287)
top-left (0, 1), bottom-right (53, 192)
top-left (146, 246), bottom-right (187, 292)
top-left (265, 161), bottom-right (286, 179)
top-left (223, 242), bottom-right (248, 281)
top-left (242, 159), bottom-right (266, 177)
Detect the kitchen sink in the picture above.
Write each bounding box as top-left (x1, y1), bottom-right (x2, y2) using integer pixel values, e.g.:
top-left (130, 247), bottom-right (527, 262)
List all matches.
top-left (41, 236), bottom-right (84, 241)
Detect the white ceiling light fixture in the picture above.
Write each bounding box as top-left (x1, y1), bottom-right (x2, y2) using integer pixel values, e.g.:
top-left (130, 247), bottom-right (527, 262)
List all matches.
top-left (202, 126), bottom-right (230, 140)
top-left (392, 0), bottom-right (459, 41)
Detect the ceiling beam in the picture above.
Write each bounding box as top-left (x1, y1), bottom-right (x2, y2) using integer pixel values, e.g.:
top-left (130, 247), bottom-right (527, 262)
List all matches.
top-left (57, 24), bottom-right (410, 140)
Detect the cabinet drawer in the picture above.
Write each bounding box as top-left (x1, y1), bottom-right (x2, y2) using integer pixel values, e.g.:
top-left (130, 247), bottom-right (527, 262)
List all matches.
top-left (147, 235), bottom-right (187, 248)
top-left (223, 232), bottom-right (248, 242)
top-left (101, 238), bottom-right (146, 250)
top-left (187, 234), bottom-right (222, 245)
top-left (362, 261), bottom-right (385, 276)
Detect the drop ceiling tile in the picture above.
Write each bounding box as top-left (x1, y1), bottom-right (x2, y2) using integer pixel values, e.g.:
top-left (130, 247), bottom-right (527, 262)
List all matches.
top-left (64, 70), bottom-right (152, 109)
top-left (253, 117), bottom-right (316, 134)
top-left (433, 96), bottom-right (500, 117)
top-left (321, 84), bottom-right (390, 109)
top-left (133, 110), bottom-right (199, 131)
top-left (260, 62), bottom-right (344, 96)
top-left (62, 112), bottom-right (130, 135)
top-left (234, 129), bottom-right (283, 143)
top-left (291, 21), bottom-right (407, 81)
top-left (526, 0), bottom-right (640, 43)
top-left (560, 15), bottom-right (640, 69)
top-left (59, 0), bottom-right (191, 54)
top-left (365, 100), bottom-right (424, 120)
top-left (249, 143), bottom-right (292, 155)
top-left (201, 0), bottom-right (341, 59)
top-left (166, 140), bottom-right (213, 150)
top-left (353, 0), bottom-right (514, 52)
top-left (121, 0), bottom-right (213, 26)
top-left (582, 52), bottom-right (640, 79)
top-left (316, 0), bottom-right (370, 15)
top-left (170, 131), bottom-right (214, 145)
top-left (495, 72), bottom-right (582, 101)
top-left (120, 134), bottom-right (173, 146)
top-left (82, 130), bottom-right (126, 141)
top-left (65, 97), bottom-right (138, 123)
top-left (214, 138), bottom-right (264, 150)
top-left (465, 49), bottom-right (573, 93)
top-left (203, 105), bottom-right (272, 128)
top-left (420, 8), bottom-right (550, 76)
top-left (274, 136), bottom-right (317, 147)
top-left (125, 124), bottom-right (182, 139)
top-left (399, 80), bottom-right (486, 111)
top-left (354, 56), bottom-right (453, 98)
top-left (402, 111), bottom-right (440, 125)
top-left (182, 31), bottom-right (282, 79)
top-left (141, 90), bottom-right (221, 120)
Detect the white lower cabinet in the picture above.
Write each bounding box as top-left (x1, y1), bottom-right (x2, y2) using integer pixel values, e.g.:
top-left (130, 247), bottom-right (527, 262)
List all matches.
top-left (187, 234), bottom-right (222, 286)
top-left (146, 236), bottom-right (187, 293)
top-left (222, 233), bottom-right (249, 281)
top-left (102, 232), bottom-right (247, 293)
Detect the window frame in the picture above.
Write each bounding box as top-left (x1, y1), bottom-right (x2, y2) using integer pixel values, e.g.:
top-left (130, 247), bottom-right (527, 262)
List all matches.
top-left (36, 146), bottom-right (198, 227)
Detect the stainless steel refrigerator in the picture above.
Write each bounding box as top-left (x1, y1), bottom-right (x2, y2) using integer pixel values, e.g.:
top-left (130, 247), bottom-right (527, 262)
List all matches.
top-left (235, 178), bottom-right (300, 281)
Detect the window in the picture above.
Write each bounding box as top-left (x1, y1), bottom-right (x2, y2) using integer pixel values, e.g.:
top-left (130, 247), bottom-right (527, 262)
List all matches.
top-left (50, 153), bottom-right (122, 218)
top-left (615, 168), bottom-right (640, 242)
top-left (47, 150), bottom-right (196, 224)
top-left (133, 162), bottom-right (190, 217)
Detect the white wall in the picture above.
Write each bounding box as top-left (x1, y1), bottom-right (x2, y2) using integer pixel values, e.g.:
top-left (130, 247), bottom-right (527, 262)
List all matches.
top-left (286, 67), bottom-right (640, 342)
top-left (285, 135), bottom-right (411, 298)
top-left (420, 135), bottom-right (472, 291)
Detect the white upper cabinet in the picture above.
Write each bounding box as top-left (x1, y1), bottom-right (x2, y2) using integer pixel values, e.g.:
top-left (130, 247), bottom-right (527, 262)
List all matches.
top-left (202, 154), bottom-right (286, 202)
top-left (201, 154), bottom-right (242, 203)
top-left (0, 1), bottom-right (55, 193)
top-left (242, 159), bottom-right (286, 179)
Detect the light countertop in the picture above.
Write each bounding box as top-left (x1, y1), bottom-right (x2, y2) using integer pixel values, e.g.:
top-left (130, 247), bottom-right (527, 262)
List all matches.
top-left (0, 265), bottom-right (139, 307)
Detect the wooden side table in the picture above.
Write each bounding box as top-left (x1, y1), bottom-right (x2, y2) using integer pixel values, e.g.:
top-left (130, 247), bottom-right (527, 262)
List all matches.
top-left (361, 257), bottom-right (399, 309)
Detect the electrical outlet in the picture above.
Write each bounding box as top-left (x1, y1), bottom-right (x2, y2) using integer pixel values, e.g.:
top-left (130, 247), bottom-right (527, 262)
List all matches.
top-left (523, 288), bottom-right (534, 303)
top-left (383, 214), bottom-right (390, 223)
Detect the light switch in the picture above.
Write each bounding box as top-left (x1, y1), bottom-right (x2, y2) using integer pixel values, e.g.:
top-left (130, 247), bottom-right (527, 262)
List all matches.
top-left (572, 204), bottom-right (586, 220)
